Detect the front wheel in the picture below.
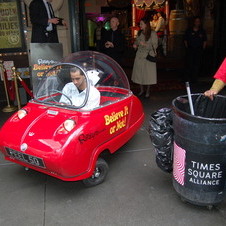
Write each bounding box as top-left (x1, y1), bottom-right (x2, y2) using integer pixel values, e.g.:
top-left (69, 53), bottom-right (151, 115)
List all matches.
top-left (82, 158), bottom-right (109, 187)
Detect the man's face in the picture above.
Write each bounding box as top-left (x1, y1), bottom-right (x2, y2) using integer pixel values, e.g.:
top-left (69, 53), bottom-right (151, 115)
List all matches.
top-left (71, 71), bottom-right (86, 90)
top-left (153, 14), bottom-right (158, 20)
top-left (110, 18), bottom-right (119, 30)
top-left (194, 18), bottom-right (201, 27)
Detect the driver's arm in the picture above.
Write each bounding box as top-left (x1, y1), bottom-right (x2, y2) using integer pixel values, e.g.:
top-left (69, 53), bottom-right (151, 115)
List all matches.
top-left (82, 87), bottom-right (100, 110)
top-left (59, 84), bottom-right (70, 104)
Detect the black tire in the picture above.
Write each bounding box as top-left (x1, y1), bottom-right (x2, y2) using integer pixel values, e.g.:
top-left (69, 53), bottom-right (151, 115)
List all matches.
top-left (82, 158), bottom-right (109, 187)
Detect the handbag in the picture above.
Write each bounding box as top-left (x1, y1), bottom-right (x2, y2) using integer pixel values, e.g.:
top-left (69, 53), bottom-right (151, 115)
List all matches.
top-left (146, 44), bottom-right (157, 62)
top-left (146, 54), bottom-right (156, 62)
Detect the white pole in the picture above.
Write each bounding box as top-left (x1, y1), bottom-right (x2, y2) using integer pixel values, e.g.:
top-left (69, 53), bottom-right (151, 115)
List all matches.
top-left (186, 82), bottom-right (194, 115)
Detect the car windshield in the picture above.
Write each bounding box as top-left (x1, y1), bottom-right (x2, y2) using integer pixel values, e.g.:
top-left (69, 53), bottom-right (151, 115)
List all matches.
top-left (34, 51), bottom-right (131, 110)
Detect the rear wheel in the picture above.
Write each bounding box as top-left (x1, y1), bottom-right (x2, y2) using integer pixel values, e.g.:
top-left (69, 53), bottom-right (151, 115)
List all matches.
top-left (82, 158), bottom-right (109, 187)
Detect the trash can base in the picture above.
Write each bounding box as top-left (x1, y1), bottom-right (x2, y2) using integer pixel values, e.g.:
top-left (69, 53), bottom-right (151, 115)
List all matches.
top-left (173, 179), bottom-right (225, 206)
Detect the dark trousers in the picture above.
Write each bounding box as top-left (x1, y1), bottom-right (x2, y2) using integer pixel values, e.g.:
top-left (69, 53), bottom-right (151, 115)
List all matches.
top-left (95, 40), bottom-right (102, 51)
top-left (184, 48), bottom-right (203, 83)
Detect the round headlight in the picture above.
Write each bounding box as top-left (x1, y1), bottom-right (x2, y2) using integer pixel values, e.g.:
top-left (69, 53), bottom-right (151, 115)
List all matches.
top-left (18, 109), bottom-right (27, 119)
top-left (63, 119), bottom-right (75, 132)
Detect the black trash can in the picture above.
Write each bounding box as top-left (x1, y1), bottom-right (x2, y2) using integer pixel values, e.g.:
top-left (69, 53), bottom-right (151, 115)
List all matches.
top-left (172, 94), bottom-right (226, 206)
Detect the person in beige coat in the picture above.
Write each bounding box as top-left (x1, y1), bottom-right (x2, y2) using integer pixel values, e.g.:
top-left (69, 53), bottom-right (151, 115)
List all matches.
top-left (132, 17), bottom-right (158, 98)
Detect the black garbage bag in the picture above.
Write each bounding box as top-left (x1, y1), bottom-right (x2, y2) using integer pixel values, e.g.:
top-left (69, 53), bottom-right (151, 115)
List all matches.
top-left (149, 108), bottom-right (173, 173)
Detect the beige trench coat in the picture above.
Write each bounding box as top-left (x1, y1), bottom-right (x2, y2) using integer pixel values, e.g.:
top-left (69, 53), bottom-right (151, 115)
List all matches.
top-left (131, 31), bottom-right (158, 85)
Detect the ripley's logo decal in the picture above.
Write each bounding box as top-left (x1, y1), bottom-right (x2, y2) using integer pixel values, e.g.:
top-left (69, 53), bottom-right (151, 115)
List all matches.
top-left (78, 129), bottom-right (105, 144)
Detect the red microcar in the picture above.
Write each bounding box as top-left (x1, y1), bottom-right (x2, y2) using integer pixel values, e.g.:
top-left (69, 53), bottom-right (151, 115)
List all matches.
top-left (0, 51), bottom-right (144, 186)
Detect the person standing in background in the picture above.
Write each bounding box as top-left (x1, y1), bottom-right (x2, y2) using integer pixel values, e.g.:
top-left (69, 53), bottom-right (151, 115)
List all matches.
top-left (131, 17), bottom-right (158, 98)
top-left (184, 16), bottom-right (207, 83)
top-left (29, 0), bottom-right (67, 43)
top-left (94, 21), bottom-right (106, 52)
top-left (150, 11), bottom-right (166, 56)
top-left (102, 16), bottom-right (124, 65)
top-left (150, 12), bottom-right (158, 31)
top-left (155, 12), bottom-right (166, 38)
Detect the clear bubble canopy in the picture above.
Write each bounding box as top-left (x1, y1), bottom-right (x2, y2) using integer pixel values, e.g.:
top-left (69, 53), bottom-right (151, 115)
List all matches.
top-left (35, 51), bottom-right (131, 110)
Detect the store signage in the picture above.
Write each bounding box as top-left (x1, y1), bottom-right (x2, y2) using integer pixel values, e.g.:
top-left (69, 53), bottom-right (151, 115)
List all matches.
top-left (0, 0), bottom-right (25, 52)
top-left (30, 43), bottom-right (63, 97)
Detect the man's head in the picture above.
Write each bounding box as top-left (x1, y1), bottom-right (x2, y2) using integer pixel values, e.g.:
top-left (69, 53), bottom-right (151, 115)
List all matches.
top-left (110, 17), bottom-right (119, 31)
top-left (152, 13), bottom-right (158, 21)
top-left (193, 16), bottom-right (201, 28)
top-left (97, 21), bottom-right (103, 27)
top-left (70, 67), bottom-right (86, 91)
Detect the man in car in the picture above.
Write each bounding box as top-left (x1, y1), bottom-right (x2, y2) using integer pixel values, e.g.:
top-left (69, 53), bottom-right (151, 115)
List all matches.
top-left (60, 67), bottom-right (100, 110)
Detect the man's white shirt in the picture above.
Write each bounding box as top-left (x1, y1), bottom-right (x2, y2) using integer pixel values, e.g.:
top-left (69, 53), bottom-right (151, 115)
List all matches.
top-left (60, 82), bottom-right (100, 110)
top-left (43, 0), bottom-right (53, 31)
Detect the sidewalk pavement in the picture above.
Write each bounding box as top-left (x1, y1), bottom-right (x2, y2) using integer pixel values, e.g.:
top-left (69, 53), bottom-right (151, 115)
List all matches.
top-left (0, 87), bottom-right (226, 226)
top-left (0, 57), bottom-right (226, 226)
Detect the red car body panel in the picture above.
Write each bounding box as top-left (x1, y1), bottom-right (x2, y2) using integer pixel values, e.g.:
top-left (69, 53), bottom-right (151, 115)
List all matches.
top-left (0, 51), bottom-right (144, 182)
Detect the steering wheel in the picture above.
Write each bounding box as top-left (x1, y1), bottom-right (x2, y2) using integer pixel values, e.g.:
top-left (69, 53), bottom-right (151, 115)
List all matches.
top-left (49, 90), bottom-right (73, 106)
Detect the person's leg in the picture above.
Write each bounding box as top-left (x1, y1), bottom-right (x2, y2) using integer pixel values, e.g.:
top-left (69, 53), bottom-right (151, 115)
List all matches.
top-left (157, 37), bottom-right (163, 56)
top-left (96, 40), bottom-right (101, 51)
top-left (162, 35), bottom-right (167, 56)
top-left (138, 85), bottom-right (144, 96)
top-left (184, 48), bottom-right (193, 82)
top-left (193, 49), bottom-right (203, 82)
top-left (145, 85), bottom-right (150, 98)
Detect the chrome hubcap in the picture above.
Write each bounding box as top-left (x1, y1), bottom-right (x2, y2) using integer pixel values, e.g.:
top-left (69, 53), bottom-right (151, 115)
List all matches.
top-left (92, 167), bottom-right (100, 178)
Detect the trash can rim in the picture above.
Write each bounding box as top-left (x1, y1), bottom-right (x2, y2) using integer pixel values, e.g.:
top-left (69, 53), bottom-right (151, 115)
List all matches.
top-left (172, 93), bottom-right (226, 122)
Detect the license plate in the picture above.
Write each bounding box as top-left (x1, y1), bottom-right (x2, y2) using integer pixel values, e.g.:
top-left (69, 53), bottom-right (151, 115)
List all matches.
top-left (5, 147), bottom-right (45, 168)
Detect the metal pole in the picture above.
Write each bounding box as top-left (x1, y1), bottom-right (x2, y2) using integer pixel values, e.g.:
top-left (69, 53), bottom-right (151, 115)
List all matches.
top-left (186, 82), bottom-right (194, 115)
top-left (0, 60), bottom-right (16, 112)
top-left (12, 66), bottom-right (21, 110)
